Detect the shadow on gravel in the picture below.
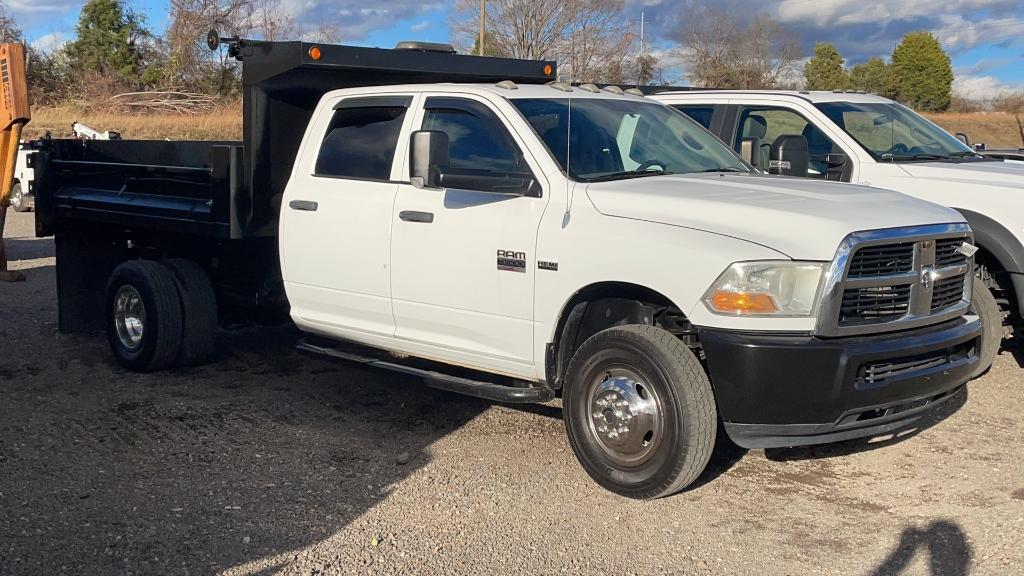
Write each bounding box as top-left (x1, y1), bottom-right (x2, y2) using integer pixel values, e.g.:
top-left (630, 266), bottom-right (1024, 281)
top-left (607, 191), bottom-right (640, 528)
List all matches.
top-left (763, 387), bottom-right (969, 463)
top-left (869, 519), bottom-right (972, 576)
top-left (0, 318), bottom-right (490, 575)
top-left (3, 237), bottom-right (54, 261)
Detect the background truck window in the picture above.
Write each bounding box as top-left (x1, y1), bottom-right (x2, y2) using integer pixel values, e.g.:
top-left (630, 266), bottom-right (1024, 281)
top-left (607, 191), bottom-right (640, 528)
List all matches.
top-left (735, 107), bottom-right (839, 179)
top-left (315, 105), bottom-right (408, 180)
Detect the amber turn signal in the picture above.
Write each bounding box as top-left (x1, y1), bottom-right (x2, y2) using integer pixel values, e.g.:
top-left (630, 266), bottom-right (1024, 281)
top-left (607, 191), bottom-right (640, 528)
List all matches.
top-left (709, 291), bottom-right (778, 314)
top-left (309, 46), bottom-right (322, 60)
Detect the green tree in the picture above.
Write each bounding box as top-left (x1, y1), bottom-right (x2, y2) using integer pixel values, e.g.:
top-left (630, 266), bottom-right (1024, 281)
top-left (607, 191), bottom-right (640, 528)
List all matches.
top-left (66, 0), bottom-right (147, 80)
top-left (891, 31), bottom-right (953, 111)
top-left (849, 57), bottom-right (897, 98)
top-left (804, 42), bottom-right (849, 90)
top-left (469, 30), bottom-right (502, 57)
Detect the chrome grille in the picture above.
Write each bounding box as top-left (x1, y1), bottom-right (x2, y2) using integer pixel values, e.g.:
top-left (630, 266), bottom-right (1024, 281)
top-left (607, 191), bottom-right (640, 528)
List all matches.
top-left (931, 274), bottom-right (968, 312)
top-left (817, 224), bottom-right (974, 336)
top-left (847, 243), bottom-right (914, 278)
top-left (840, 285), bottom-right (911, 322)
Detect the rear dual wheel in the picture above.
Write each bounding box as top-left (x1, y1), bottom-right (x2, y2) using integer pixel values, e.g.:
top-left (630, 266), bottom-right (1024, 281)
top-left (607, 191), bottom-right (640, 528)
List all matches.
top-left (563, 325), bottom-right (717, 499)
top-left (106, 259), bottom-right (217, 372)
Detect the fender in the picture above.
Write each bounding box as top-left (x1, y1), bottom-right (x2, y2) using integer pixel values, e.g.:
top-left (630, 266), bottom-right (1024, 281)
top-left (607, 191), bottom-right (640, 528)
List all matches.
top-left (953, 209), bottom-right (1024, 274)
top-left (954, 208), bottom-right (1024, 317)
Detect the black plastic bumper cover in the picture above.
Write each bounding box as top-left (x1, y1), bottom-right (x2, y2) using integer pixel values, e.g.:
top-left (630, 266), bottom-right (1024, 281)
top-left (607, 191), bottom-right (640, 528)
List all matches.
top-left (699, 316), bottom-right (981, 449)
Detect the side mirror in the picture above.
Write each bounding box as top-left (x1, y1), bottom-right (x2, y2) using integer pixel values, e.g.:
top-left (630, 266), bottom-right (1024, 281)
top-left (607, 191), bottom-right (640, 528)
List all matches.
top-left (955, 132), bottom-right (970, 146)
top-left (740, 136), bottom-right (761, 168)
top-left (410, 130), bottom-right (449, 189)
top-left (768, 135), bottom-right (809, 177)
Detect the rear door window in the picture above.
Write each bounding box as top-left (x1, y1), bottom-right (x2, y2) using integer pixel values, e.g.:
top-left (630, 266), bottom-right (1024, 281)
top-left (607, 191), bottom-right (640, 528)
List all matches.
top-left (672, 105), bottom-right (715, 130)
top-left (315, 96), bottom-right (412, 180)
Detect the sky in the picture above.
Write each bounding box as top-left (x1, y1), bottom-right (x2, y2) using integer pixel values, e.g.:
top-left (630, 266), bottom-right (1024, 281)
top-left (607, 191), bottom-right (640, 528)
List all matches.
top-left (11, 0), bottom-right (1024, 98)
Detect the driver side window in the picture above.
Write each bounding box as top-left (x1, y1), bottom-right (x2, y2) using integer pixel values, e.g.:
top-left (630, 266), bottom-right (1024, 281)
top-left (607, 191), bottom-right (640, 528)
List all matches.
top-left (421, 97), bottom-right (536, 195)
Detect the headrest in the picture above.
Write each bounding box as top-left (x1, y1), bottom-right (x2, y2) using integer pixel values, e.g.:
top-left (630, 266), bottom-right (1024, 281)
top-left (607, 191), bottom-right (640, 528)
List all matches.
top-left (742, 115), bottom-right (768, 140)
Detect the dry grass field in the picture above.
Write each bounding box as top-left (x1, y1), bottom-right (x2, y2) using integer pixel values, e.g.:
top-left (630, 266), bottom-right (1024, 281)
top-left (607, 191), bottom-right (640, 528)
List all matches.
top-left (926, 112), bottom-right (1024, 149)
top-left (20, 105), bottom-right (1024, 150)
top-left (24, 104), bottom-right (243, 141)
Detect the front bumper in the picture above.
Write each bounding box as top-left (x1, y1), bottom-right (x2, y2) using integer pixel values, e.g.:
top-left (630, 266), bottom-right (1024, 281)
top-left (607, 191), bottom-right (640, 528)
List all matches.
top-left (699, 316), bottom-right (981, 449)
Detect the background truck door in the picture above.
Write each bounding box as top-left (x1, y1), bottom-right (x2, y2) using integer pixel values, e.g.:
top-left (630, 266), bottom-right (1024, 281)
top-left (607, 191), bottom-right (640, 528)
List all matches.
top-left (280, 95), bottom-right (415, 339)
top-left (390, 96), bottom-right (547, 375)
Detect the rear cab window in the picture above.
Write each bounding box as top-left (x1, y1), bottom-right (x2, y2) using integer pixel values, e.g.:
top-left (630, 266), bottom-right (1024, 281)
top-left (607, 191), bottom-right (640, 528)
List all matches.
top-left (315, 96), bottom-right (413, 180)
top-left (671, 105), bottom-right (715, 130)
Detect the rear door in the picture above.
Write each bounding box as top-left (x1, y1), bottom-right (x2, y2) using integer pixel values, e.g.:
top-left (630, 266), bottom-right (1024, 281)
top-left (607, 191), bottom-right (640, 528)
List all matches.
top-left (389, 94), bottom-right (548, 377)
top-left (280, 94), bottom-right (416, 340)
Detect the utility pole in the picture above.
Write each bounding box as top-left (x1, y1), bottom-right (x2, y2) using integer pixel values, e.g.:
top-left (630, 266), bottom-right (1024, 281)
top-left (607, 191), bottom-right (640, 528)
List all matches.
top-left (479, 0), bottom-right (486, 56)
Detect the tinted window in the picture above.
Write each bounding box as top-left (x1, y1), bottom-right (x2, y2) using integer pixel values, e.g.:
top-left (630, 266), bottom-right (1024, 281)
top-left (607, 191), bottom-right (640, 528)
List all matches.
top-left (422, 101), bottom-right (522, 172)
top-left (315, 104), bottom-right (407, 179)
top-left (673, 105), bottom-right (714, 129)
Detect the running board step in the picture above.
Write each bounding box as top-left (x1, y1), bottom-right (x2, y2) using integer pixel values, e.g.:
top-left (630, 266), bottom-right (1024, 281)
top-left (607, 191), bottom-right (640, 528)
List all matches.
top-left (297, 339), bottom-right (555, 404)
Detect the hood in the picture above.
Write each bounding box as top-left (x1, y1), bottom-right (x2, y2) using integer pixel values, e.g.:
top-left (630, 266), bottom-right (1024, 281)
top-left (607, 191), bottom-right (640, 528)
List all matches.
top-left (585, 173), bottom-right (963, 261)
top-left (898, 159), bottom-right (1024, 188)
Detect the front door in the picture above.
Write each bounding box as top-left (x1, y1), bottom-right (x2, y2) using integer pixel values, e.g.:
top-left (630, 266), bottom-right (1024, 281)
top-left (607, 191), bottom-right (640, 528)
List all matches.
top-left (390, 95), bottom-right (548, 376)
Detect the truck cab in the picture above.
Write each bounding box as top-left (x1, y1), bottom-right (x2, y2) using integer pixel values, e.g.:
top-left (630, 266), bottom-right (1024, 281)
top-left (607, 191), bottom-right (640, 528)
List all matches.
top-left (33, 38), bottom-right (984, 499)
top-left (654, 90), bottom-right (1024, 370)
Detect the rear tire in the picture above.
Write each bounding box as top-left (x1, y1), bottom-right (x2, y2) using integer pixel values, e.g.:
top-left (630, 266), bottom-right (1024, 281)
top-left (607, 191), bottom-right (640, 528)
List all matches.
top-left (106, 260), bottom-right (183, 372)
top-left (162, 258), bottom-right (218, 368)
top-left (562, 324), bottom-right (716, 499)
top-left (970, 275), bottom-right (1001, 378)
top-left (10, 183), bottom-right (28, 213)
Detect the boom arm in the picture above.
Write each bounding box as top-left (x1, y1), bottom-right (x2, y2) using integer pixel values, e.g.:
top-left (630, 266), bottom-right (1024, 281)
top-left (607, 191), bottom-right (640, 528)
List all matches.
top-left (0, 42), bottom-right (30, 282)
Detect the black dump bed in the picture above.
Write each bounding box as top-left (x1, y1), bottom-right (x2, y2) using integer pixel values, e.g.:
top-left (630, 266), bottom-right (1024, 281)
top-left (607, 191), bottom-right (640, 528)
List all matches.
top-left (35, 39), bottom-right (556, 240)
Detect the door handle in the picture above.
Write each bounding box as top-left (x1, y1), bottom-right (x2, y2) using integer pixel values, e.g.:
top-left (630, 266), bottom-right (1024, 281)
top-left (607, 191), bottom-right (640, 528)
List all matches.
top-left (399, 210), bottom-right (434, 223)
top-left (289, 200), bottom-right (318, 212)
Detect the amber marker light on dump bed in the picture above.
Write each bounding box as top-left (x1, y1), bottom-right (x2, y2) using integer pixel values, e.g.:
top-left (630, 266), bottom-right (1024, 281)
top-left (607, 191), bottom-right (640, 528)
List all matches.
top-left (544, 64), bottom-right (553, 76)
top-left (709, 291), bottom-right (778, 314)
top-left (308, 46), bottom-right (321, 60)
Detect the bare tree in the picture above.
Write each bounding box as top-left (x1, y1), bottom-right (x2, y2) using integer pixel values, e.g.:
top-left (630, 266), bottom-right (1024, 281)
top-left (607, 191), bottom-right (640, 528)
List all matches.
top-left (451, 0), bottom-right (643, 83)
top-left (677, 3), bottom-right (800, 89)
top-left (995, 93), bottom-right (1024, 148)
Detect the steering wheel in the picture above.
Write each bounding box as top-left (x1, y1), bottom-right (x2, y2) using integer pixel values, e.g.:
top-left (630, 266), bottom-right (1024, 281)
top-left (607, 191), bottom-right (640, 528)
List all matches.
top-left (636, 159), bottom-right (668, 172)
top-left (884, 143), bottom-right (909, 156)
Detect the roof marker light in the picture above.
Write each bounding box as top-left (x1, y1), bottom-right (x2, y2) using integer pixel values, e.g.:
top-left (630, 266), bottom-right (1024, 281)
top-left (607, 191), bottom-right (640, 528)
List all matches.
top-left (603, 85), bottom-right (624, 95)
top-left (579, 83), bottom-right (600, 93)
top-left (547, 81), bottom-right (573, 93)
top-left (495, 80), bottom-right (518, 90)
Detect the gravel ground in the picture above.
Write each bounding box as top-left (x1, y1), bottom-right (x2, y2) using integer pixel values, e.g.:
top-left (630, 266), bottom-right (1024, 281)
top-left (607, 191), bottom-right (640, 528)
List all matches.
top-left (2, 209), bottom-right (1024, 576)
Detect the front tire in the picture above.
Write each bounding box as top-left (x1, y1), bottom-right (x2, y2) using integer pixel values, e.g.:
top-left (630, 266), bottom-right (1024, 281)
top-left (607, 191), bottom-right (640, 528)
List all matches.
top-left (563, 325), bottom-right (716, 499)
top-left (970, 275), bottom-right (1001, 378)
top-left (106, 260), bottom-right (183, 372)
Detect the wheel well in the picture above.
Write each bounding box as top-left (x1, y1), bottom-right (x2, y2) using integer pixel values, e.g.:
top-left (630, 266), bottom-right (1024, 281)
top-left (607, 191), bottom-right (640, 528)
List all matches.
top-left (546, 282), bottom-right (696, 388)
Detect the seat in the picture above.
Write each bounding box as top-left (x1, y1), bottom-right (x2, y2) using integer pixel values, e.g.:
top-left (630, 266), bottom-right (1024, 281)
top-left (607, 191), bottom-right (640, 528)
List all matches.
top-left (802, 124), bottom-right (834, 176)
top-left (740, 115), bottom-right (770, 168)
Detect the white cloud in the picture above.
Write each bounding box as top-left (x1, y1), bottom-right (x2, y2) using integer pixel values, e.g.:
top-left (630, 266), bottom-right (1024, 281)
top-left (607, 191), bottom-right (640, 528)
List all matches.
top-left (953, 74), bottom-right (1024, 99)
top-left (410, 21), bottom-right (431, 32)
top-left (31, 32), bottom-right (67, 54)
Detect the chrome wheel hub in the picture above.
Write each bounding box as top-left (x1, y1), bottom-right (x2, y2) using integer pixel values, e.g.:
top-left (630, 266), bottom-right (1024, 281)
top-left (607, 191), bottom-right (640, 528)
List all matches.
top-left (587, 368), bottom-right (664, 466)
top-left (114, 285), bottom-right (146, 351)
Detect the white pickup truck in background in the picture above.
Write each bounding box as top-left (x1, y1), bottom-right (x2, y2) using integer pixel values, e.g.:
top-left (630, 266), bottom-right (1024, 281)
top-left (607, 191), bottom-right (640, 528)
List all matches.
top-left (655, 90), bottom-right (1024, 370)
top-left (33, 38), bottom-right (985, 498)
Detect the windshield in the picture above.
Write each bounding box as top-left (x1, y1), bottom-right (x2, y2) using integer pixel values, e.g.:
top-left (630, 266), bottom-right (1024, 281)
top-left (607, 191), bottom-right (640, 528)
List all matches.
top-left (815, 101), bottom-right (977, 161)
top-left (511, 98), bottom-right (750, 182)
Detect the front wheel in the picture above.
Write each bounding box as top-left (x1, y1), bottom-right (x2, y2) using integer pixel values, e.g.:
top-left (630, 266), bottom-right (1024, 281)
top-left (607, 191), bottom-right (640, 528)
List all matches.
top-left (563, 324), bottom-right (717, 499)
top-left (970, 275), bottom-right (1001, 378)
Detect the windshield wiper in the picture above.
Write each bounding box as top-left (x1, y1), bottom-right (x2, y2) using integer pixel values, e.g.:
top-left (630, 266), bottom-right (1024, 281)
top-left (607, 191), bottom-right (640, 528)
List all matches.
top-left (585, 169), bottom-right (673, 182)
top-left (891, 154), bottom-right (952, 161)
top-left (695, 167), bottom-right (747, 173)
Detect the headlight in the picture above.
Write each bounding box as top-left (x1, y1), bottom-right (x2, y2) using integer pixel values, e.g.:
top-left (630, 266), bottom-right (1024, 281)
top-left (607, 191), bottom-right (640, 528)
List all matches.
top-left (704, 261), bottom-right (827, 317)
